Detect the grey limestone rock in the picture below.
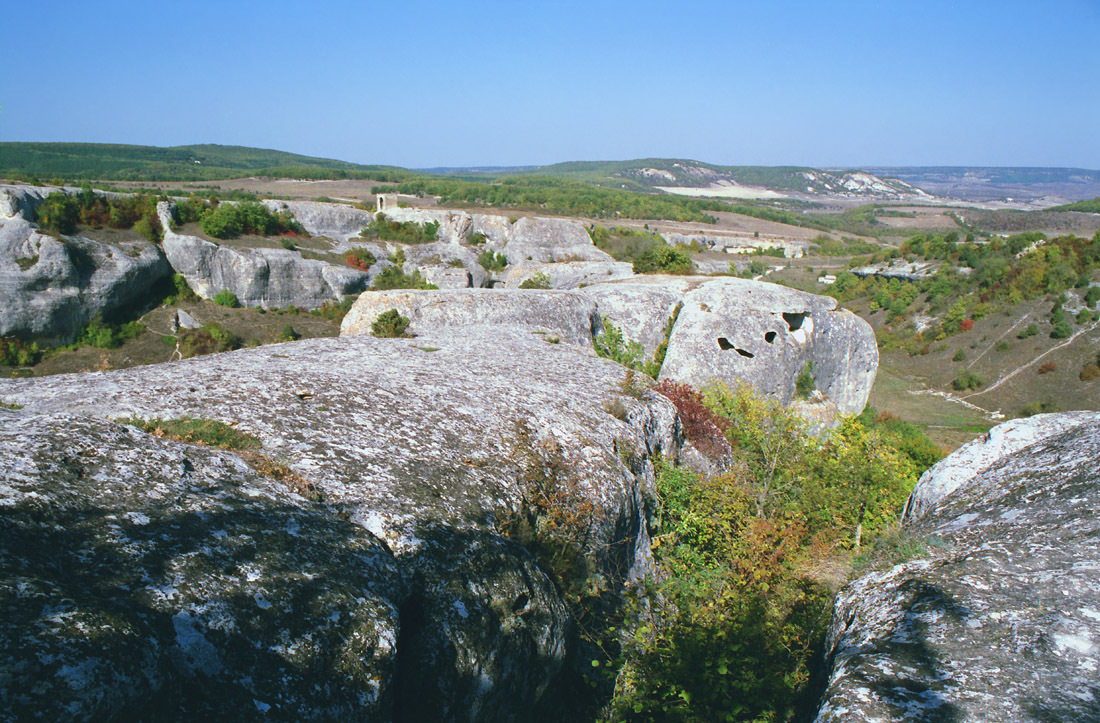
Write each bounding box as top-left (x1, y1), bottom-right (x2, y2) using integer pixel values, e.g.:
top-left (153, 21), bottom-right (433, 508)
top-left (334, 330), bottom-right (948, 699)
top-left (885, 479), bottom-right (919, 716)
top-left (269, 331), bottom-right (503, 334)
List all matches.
top-left (504, 217), bottom-right (613, 264)
top-left (261, 199), bottom-right (375, 242)
top-left (658, 276), bottom-right (876, 415)
top-left (340, 288), bottom-right (601, 346)
top-left (161, 231), bottom-right (367, 309)
top-left (0, 409), bottom-right (405, 721)
top-left (0, 328), bottom-right (680, 720)
top-left (0, 215), bottom-right (170, 344)
top-left (402, 242), bottom-right (488, 288)
top-left (583, 275), bottom-right (877, 416)
top-left (504, 261), bottom-right (634, 289)
top-left (816, 412), bottom-right (1100, 722)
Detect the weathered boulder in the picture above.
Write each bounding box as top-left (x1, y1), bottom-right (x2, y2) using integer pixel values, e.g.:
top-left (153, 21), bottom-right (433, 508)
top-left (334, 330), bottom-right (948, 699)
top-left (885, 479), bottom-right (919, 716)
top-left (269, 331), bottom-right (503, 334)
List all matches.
top-left (0, 328), bottom-right (680, 720)
top-left (261, 199), bottom-right (374, 242)
top-left (504, 217), bottom-right (613, 264)
top-left (161, 234), bottom-right (367, 309)
top-left (504, 261), bottom-right (634, 289)
top-left (582, 276), bottom-right (877, 416)
top-left (816, 412), bottom-right (1100, 722)
top-left (580, 277), bottom-right (697, 357)
top-left (0, 409), bottom-right (405, 721)
top-left (402, 242), bottom-right (488, 288)
top-left (0, 215), bottom-right (170, 344)
top-left (0, 183), bottom-right (62, 221)
top-left (657, 276), bottom-right (876, 415)
top-left (340, 289), bottom-right (601, 346)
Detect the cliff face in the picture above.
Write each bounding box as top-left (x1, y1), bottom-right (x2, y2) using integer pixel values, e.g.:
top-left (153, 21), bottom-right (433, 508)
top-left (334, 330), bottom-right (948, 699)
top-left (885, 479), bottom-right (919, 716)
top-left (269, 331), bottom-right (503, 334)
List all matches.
top-left (0, 328), bottom-right (679, 720)
top-left (816, 412), bottom-right (1100, 722)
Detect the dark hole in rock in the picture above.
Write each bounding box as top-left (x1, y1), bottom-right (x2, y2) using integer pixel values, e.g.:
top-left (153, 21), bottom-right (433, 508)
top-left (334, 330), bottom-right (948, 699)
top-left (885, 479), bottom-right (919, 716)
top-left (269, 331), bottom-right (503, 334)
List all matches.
top-left (764, 331), bottom-right (777, 344)
top-left (512, 593), bottom-right (530, 613)
top-left (782, 312), bottom-right (807, 332)
top-left (736, 348), bottom-right (754, 358)
top-left (717, 337), bottom-right (734, 350)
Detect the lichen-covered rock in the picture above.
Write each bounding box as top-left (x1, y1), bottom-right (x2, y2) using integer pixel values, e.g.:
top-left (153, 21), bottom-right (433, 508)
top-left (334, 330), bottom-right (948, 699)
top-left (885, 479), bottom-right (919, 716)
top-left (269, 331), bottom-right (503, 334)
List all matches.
top-left (402, 242), bottom-right (488, 288)
top-left (657, 276), bottom-right (876, 415)
top-left (582, 275), bottom-right (877, 416)
top-left (0, 410), bottom-right (405, 721)
top-left (504, 261), bottom-right (634, 289)
top-left (502, 217), bottom-right (612, 264)
top-left (0, 328), bottom-right (680, 720)
top-left (0, 215), bottom-right (170, 344)
top-left (902, 411), bottom-right (1100, 523)
top-left (161, 231), bottom-right (367, 309)
top-left (580, 277), bottom-right (697, 356)
top-left (0, 183), bottom-right (63, 221)
top-left (340, 289), bottom-right (601, 346)
top-left (816, 413), bottom-right (1100, 723)
top-left (261, 199), bottom-right (374, 242)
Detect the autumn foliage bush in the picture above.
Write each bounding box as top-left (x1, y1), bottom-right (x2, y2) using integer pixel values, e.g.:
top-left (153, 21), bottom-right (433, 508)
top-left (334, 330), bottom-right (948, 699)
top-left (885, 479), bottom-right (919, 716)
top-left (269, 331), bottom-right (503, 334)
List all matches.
top-left (653, 380), bottom-right (730, 456)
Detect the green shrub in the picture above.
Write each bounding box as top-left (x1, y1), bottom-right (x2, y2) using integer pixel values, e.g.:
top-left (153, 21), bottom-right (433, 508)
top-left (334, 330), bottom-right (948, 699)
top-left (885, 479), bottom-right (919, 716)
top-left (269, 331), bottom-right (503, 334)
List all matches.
top-left (1085, 286), bottom-right (1100, 308)
top-left (214, 290), bottom-right (240, 308)
top-left (1017, 322), bottom-right (1040, 339)
top-left (0, 338), bottom-right (40, 367)
top-left (276, 324), bottom-right (301, 342)
top-left (311, 295), bottom-right (358, 324)
top-left (632, 244), bottom-right (693, 274)
top-left (466, 231), bottom-right (488, 246)
top-left (371, 309), bottom-right (410, 338)
top-left (477, 250), bottom-right (508, 272)
top-left (1077, 308), bottom-right (1093, 324)
top-left (360, 213), bottom-right (439, 244)
top-left (794, 361), bottom-right (816, 398)
top-left (952, 349), bottom-right (966, 362)
top-left (1050, 320), bottom-right (1073, 339)
top-left (81, 319), bottom-right (144, 349)
top-left (344, 247), bottom-right (376, 271)
top-left (518, 272), bottom-right (551, 289)
top-left (199, 201), bottom-right (305, 240)
top-left (952, 370), bottom-right (984, 391)
top-left (372, 266), bottom-right (437, 290)
top-left (594, 317), bottom-right (646, 370)
top-left (179, 323), bottom-right (243, 358)
top-left (994, 340), bottom-right (1011, 352)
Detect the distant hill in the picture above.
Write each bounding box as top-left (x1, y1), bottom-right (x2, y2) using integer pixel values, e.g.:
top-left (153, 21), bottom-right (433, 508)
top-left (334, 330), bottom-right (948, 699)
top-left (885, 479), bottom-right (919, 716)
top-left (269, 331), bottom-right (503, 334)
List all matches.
top-left (0, 142), bottom-right (416, 183)
top-left (1046, 197), bottom-right (1100, 213)
top-left (862, 167), bottom-right (1100, 203)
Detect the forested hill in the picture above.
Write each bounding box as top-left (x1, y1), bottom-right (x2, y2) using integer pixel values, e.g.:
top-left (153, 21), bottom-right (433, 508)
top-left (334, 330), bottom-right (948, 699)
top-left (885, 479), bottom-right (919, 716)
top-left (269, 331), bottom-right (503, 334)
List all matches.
top-left (0, 142), bottom-right (415, 182)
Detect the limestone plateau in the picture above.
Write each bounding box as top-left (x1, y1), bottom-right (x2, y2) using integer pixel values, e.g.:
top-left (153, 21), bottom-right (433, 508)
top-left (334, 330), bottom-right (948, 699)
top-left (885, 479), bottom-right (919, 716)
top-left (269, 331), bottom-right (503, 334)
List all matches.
top-left (1, 183), bottom-right (1097, 721)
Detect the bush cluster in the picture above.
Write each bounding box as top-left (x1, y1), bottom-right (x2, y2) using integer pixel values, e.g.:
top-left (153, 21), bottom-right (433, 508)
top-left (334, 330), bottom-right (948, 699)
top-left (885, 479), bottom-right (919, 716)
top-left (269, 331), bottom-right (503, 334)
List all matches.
top-left (198, 201), bottom-right (305, 240)
top-left (35, 188), bottom-right (163, 241)
top-left (360, 213), bottom-right (439, 244)
top-left (370, 309), bottom-right (410, 338)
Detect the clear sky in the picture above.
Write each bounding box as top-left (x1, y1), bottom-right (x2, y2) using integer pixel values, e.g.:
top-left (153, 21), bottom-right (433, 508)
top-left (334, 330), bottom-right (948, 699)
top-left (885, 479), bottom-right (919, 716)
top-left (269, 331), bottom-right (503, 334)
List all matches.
top-left (2, 0), bottom-right (1097, 169)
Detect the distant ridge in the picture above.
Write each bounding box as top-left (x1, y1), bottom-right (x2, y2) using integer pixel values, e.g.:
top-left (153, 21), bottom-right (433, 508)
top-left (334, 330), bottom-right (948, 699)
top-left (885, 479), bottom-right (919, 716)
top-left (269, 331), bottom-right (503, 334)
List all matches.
top-left (0, 142), bottom-right (415, 183)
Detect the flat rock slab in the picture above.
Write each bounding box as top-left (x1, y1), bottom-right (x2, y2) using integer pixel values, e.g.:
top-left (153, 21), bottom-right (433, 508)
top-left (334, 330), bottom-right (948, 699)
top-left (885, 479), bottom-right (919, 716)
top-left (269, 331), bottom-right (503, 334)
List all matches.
top-left (0, 410), bottom-right (404, 721)
top-left (816, 413), bottom-right (1100, 723)
top-left (0, 329), bottom-right (679, 720)
top-left (340, 289), bottom-right (601, 346)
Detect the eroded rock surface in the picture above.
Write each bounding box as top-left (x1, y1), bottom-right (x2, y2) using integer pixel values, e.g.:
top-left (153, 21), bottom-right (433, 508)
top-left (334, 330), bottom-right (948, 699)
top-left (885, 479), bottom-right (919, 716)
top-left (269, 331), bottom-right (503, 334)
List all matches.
top-left (504, 261), bottom-right (634, 289)
top-left (582, 275), bottom-right (877, 416)
top-left (0, 410), bottom-right (404, 721)
top-left (261, 199), bottom-right (374, 242)
top-left (340, 289), bottom-right (601, 346)
top-left (816, 413), bottom-right (1100, 723)
top-left (0, 329), bottom-right (680, 720)
top-left (0, 215), bottom-right (169, 344)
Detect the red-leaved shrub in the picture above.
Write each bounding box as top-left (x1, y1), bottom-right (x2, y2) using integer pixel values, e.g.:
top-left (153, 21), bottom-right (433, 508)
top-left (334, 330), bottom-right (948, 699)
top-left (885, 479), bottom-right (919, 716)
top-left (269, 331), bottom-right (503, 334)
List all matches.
top-left (960, 319), bottom-right (974, 332)
top-left (654, 380), bottom-right (731, 457)
top-left (1038, 361), bottom-right (1058, 374)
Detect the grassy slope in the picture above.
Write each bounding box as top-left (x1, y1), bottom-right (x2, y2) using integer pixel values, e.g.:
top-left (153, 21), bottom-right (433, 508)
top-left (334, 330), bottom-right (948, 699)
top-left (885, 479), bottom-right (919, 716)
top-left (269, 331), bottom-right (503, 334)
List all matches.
top-left (0, 142), bottom-right (415, 182)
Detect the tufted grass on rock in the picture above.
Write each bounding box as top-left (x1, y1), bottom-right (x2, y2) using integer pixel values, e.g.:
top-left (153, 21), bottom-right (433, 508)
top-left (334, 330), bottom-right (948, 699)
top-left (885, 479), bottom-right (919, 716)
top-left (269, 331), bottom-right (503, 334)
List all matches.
top-left (120, 416), bottom-right (261, 450)
top-left (371, 309), bottom-right (411, 338)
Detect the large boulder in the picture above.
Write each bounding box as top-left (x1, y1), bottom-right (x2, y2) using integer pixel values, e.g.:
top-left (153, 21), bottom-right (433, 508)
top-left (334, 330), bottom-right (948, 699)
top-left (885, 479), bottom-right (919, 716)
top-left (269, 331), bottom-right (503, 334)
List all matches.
top-left (0, 409), bottom-right (405, 721)
top-left (340, 289), bottom-right (601, 346)
top-left (504, 217), bottom-right (613, 264)
top-left (402, 242), bottom-right (488, 288)
top-left (0, 328), bottom-right (680, 720)
top-left (261, 199), bottom-right (375, 243)
top-left (584, 276), bottom-right (878, 416)
top-left (815, 412), bottom-right (1100, 723)
top-left (0, 215), bottom-right (170, 344)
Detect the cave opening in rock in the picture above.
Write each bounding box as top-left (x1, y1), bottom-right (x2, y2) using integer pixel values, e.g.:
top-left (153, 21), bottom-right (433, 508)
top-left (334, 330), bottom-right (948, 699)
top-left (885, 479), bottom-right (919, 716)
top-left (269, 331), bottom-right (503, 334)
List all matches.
top-left (764, 331), bottom-right (777, 344)
top-left (782, 312), bottom-right (807, 332)
top-left (717, 337), bottom-right (733, 350)
top-left (736, 348), bottom-right (754, 358)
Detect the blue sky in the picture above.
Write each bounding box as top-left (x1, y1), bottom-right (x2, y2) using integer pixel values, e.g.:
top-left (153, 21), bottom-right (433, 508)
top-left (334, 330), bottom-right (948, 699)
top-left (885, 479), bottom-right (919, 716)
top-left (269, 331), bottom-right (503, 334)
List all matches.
top-left (2, 0), bottom-right (1097, 168)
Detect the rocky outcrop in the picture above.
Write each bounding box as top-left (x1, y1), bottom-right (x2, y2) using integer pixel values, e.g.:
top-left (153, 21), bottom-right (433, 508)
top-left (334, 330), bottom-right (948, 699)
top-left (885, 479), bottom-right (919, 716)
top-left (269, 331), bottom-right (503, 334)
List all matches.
top-left (503, 217), bottom-right (613, 263)
top-left (0, 183), bottom-right (63, 221)
top-left (582, 276), bottom-right (877, 416)
top-left (402, 242), bottom-right (489, 288)
top-left (0, 409), bottom-right (405, 721)
top-left (340, 289), bottom-right (601, 346)
top-left (816, 412), bottom-right (1100, 723)
top-left (0, 329), bottom-right (680, 720)
top-left (261, 199), bottom-right (375, 243)
top-left (0, 216), bottom-right (170, 344)
top-left (504, 261), bottom-right (634, 289)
